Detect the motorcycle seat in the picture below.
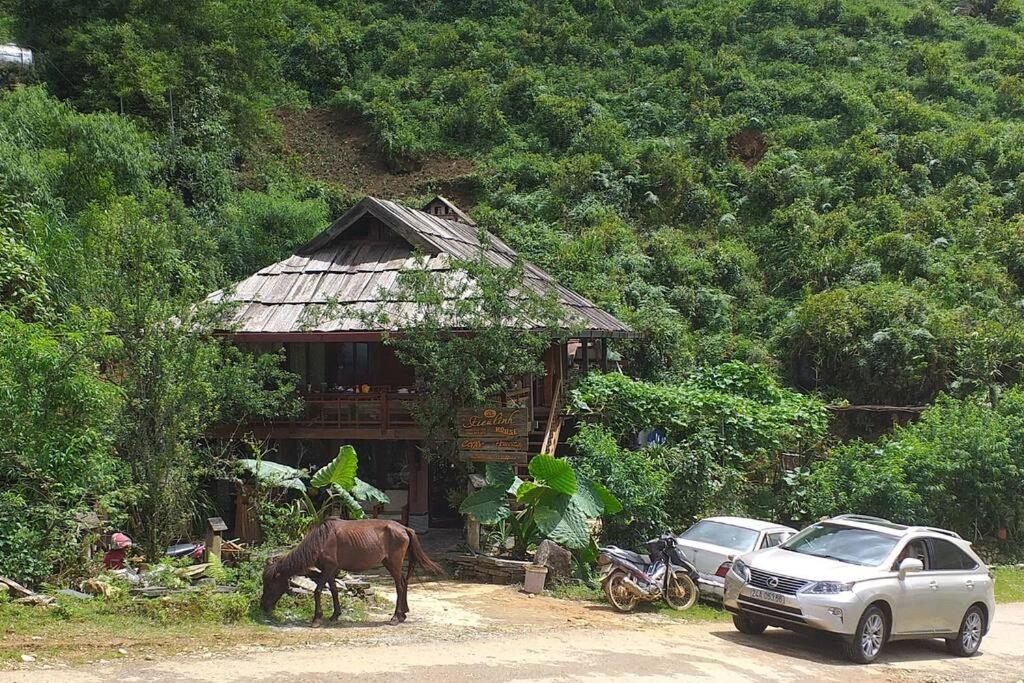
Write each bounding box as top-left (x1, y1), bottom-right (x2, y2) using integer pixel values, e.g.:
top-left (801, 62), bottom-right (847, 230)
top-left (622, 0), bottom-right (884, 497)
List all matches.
top-left (605, 547), bottom-right (651, 565)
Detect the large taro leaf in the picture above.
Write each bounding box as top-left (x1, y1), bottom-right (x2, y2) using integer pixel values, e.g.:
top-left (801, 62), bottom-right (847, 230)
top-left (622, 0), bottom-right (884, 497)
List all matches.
top-left (515, 482), bottom-right (559, 507)
top-left (528, 455), bottom-right (577, 495)
top-left (574, 477), bottom-right (623, 517)
top-left (352, 477), bottom-right (389, 505)
top-left (533, 495), bottom-right (590, 549)
top-left (311, 445), bottom-right (358, 491)
top-left (569, 480), bottom-right (603, 518)
top-left (237, 459), bottom-right (307, 492)
top-left (330, 484), bottom-right (366, 520)
top-left (459, 485), bottom-right (512, 525)
top-left (485, 462), bottom-right (515, 490)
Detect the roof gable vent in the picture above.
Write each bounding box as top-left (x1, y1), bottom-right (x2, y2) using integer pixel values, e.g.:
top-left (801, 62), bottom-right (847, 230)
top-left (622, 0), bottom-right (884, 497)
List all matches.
top-left (422, 195), bottom-right (476, 226)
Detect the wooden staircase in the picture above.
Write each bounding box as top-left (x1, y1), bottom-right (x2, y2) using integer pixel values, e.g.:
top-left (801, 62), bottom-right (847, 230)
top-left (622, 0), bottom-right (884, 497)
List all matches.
top-left (538, 378), bottom-right (565, 456)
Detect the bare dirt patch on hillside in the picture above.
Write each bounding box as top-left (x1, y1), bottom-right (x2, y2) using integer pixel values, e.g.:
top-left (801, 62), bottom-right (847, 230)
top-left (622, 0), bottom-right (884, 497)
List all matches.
top-left (729, 128), bottom-right (767, 169)
top-left (275, 107), bottom-right (475, 199)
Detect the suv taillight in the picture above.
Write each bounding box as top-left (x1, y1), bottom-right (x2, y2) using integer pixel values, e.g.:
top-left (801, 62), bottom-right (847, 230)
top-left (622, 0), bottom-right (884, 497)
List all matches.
top-left (715, 561), bottom-right (732, 578)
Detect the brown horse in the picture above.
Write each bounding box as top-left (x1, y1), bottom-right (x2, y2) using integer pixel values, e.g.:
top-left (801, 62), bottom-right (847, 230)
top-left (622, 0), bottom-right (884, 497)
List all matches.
top-left (260, 518), bottom-right (443, 625)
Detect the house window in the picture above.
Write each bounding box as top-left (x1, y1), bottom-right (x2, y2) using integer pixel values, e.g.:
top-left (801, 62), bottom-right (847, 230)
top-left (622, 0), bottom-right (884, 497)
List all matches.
top-left (331, 342), bottom-right (372, 387)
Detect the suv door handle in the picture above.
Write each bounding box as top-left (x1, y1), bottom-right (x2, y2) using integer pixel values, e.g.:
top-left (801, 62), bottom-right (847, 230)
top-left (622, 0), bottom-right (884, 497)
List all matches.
top-left (929, 580), bottom-right (938, 590)
top-left (965, 580), bottom-right (975, 590)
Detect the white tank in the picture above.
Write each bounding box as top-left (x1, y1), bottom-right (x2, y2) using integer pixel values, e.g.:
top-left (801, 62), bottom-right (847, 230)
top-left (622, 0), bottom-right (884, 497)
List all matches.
top-left (0, 44), bottom-right (33, 70)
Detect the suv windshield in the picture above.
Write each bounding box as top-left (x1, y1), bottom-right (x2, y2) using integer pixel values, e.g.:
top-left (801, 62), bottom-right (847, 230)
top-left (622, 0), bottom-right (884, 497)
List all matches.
top-left (680, 520), bottom-right (760, 552)
top-left (781, 523), bottom-right (899, 566)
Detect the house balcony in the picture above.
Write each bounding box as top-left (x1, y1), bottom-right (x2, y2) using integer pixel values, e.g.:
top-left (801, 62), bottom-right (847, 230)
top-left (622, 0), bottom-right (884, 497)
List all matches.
top-left (218, 389), bottom-right (423, 440)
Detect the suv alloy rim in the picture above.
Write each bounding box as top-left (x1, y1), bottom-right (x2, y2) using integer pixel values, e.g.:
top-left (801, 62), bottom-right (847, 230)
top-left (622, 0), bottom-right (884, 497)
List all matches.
top-left (861, 613), bottom-right (884, 658)
top-left (963, 612), bottom-right (982, 651)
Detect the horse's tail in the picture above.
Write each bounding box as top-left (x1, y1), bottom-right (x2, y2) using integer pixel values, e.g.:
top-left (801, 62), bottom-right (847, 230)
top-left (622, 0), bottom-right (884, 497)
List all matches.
top-left (405, 527), bottom-right (445, 580)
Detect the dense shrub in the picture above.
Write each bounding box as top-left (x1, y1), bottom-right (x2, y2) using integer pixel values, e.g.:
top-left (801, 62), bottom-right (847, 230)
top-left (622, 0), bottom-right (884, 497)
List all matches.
top-left (569, 364), bottom-right (829, 547)
top-left (787, 392), bottom-right (1024, 542)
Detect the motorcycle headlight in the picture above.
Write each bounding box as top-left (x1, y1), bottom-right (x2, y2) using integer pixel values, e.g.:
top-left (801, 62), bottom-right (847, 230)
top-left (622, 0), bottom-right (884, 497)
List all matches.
top-left (802, 581), bottom-right (854, 594)
top-left (730, 559), bottom-right (751, 582)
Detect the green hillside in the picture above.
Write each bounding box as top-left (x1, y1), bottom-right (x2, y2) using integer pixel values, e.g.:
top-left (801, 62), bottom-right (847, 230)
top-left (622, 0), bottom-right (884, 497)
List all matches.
top-left (4, 0), bottom-right (1024, 582)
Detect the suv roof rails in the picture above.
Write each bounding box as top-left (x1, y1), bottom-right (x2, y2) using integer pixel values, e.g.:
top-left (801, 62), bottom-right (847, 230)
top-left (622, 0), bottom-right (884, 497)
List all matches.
top-left (909, 526), bottom-right (962, 539)
top-left (832, 515), bottom-right (963, 539)
top-left (832, 514), bottom-right (908, 530)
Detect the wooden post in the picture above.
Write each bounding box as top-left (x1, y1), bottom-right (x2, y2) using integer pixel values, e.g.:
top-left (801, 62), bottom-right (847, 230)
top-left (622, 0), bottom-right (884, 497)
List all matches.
top-left (466, 518), bottom-right (481, 552)
top-left (206, 516), bottom-right (227, 562)
top-left (600, 338), bottom-right (608, 372)
top-left (580, 338), bottom-right (590, 374)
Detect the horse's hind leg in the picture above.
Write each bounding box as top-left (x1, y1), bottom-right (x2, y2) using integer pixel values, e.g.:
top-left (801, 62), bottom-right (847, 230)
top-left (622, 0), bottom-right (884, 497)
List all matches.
top-left (382, 558), bottom-right (406, 625)
top-left (327, 570), bottom-right (342, 622)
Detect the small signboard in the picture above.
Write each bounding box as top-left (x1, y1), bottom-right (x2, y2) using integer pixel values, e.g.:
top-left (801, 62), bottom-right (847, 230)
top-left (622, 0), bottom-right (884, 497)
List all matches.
top-left (457, 404), bottom-right (530, 462)
top-left (460, 451), bottom-right (528, 464)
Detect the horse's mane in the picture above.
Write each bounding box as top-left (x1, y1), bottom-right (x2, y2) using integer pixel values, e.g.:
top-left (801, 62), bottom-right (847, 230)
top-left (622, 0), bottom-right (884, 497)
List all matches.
top-left (269, 519), bottom-right (336, 579)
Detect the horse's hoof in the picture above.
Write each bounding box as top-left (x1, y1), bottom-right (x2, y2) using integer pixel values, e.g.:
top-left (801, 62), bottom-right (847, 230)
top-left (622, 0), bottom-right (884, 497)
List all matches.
top-left (388, 617), bottom-right (401, 626)
top-left (310, 620), bottom-right (322, 628)
top-left (328, 615), bottom-right (340, 623)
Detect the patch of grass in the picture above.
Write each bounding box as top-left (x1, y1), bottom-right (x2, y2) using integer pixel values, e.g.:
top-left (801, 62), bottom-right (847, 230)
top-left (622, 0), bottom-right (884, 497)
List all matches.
top-left (546, 580), bottom-right (729, 622)
top-left (546, 581), bottom-right (603, 602)
top-left (652, 601), bottom-right (731, 622)
top-left (0, 587), bottom-right (384, 667)
top-left (993, 566), bottom-right (1024, 603)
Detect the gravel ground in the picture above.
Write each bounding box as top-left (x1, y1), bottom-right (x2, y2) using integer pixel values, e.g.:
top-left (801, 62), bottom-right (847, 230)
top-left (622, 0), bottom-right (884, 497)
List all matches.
top-left (2, 582), bottom-right (1021, 682)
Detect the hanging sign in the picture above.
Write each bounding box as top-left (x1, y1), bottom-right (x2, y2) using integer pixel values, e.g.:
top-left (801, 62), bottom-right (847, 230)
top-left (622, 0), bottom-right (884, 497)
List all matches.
top-left (457, 405), bottom-right (530, 461)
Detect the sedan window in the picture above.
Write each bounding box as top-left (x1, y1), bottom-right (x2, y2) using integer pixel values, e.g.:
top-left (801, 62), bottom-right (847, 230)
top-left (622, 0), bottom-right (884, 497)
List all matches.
top-left (782, 523), bottom-right (899, 566)
top-left (761, 532), bottom-right (788, 549)
top-left (679, 521), bottom-right (760, 552)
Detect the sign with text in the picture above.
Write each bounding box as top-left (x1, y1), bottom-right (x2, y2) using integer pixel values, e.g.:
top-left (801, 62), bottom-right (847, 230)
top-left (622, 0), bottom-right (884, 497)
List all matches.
top-left (457, 405), bottom-right (530, 462)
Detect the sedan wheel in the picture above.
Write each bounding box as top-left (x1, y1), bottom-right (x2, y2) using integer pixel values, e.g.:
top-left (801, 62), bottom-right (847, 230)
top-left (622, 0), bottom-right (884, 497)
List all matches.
top-left (946, 606), bottom-right (985, 657)
top-left (844, 605), bottom-right (887, 664)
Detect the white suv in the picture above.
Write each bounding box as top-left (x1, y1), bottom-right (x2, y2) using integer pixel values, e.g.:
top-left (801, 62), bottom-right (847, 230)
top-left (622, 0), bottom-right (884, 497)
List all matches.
top-left (723, 515), bottom-right (995, 663)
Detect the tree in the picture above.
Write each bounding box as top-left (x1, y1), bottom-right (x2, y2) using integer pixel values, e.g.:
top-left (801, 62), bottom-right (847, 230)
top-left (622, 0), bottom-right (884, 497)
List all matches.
top-left (361, 242), bottom-right (565, 462)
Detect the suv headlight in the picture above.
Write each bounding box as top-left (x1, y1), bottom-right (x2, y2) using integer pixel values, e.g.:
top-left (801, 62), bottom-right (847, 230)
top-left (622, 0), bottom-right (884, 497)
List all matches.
top-left (802, 581), bottom-right (854, 594)
top-left (730, 559), bottom-right (751, 582)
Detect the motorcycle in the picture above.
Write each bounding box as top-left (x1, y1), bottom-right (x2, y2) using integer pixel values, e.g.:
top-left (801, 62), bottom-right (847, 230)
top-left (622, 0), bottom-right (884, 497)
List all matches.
top-left (598, 533), bottom-right (699, 613)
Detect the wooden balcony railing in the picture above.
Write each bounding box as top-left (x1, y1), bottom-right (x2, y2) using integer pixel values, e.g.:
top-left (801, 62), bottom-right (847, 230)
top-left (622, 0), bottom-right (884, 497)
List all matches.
top-left (258, 391), bottom-right (418, 434)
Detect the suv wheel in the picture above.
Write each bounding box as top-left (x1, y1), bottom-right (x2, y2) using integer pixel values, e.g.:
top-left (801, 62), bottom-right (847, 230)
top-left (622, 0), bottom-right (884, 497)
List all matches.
top-left (946, 605), bottom-right (984, 657)
top-left (732, 614), bottom-right (767, 635)
top-left (845, 605), bottom-right (887, 664)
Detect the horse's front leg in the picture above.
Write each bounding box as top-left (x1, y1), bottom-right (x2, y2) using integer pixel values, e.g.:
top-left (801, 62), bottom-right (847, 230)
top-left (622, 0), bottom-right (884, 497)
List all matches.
top-left (311, 574), bottom-right (328, 627)
top-left (327, 570), bottom-right (342, 622)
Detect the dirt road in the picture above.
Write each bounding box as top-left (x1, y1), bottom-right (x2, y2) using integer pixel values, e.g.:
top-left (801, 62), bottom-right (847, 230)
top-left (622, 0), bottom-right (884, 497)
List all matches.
top-left (3, 583), bottom-right (1022, 682)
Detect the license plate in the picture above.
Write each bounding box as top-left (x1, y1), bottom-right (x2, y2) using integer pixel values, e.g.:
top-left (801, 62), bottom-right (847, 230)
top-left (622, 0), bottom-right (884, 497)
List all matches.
top-left (750, 588), bottom-right (787, 604)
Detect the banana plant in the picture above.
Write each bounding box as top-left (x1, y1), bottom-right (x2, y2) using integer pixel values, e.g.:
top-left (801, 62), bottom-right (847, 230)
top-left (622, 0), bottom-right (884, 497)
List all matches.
top-left (238, 445), bottom-right (388, 522)
top-left (459, 455), bottom-right (621, 560)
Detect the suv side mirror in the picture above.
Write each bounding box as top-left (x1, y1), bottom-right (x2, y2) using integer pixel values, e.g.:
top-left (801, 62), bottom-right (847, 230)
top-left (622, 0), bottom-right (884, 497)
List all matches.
top-left (898, 557), bottom-right (923, 579)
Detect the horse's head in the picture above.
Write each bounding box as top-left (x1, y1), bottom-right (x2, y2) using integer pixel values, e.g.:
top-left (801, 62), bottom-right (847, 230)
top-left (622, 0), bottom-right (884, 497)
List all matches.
top-left (260, 559), bottom-right (289, 614)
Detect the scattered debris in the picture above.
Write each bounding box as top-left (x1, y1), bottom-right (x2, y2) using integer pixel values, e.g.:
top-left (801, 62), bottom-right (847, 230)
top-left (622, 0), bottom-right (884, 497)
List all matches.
top-left (288, 572), bottom-right (374, 598)
top-left (178, 563), bottom-right (211, 580)
top-left (451, 554), bottom-right (532, 585)
top-left (289, 576), bottom-right (317, 595)
top-left (80, 578), bottom-right (117, 598)
top-left (130, 585), bottom-right (236, 598)
top-left (0, 576), bottom-right (35, 599)
top-left (20, 654), bottom-right (35, 663)
top-left (57, 589), bottom-right (94, 600)
top-left (14, 594), bottom-right (54, 606)
top-left (117, 648), bottom-right (128, 655)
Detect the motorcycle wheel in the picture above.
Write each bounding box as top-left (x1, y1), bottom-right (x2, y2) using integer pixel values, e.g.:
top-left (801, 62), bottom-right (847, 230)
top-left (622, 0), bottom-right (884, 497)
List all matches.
top-left (664, 572), bottom-right (698, 611)
top-left (603, 569), bottom-right (639, 613)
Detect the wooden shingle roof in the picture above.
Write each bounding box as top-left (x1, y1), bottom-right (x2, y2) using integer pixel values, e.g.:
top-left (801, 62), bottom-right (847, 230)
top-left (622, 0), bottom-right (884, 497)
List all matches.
top-left (207, 197), bottom-right (634, 338)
